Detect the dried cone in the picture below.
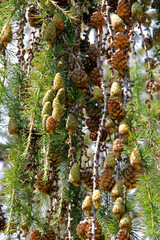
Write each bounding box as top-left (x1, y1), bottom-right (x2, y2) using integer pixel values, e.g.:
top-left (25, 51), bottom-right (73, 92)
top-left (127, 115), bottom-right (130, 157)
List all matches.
top-left (104, 116), bottom-right (116, 133)
top-left (56, 88), bottom-right (66, 105)
top-left (86, 118), bottom-right (100, 132)
top-left (110, 49), bottom-right (127, 76)
top-left (108, 97), bottom-right (125, 122)
top-left (41, 229), bottom-right (56, 240)
top-left (53, 73), bottom-right (65, 93)
top-left (111, 180), bottom-right (123, 201)
top-left (130, 147), bottom-right (141, 169)
top-left (131, 2), bottom-right (143, 20)
top-left (69, 162), bottom-right (80, 187)
top-left (29, 230), bottom-right (41, 240)
top-left (86, 219), bottom-right (102, 239)
top-left (110, 82), bottom-right (122, 98)
top-left (99, 168), bottom-right (115, 192)
top-left (144, 37), bottom-right (153, 50)
top-left (44, 22), bottom-right (56, 45)
top-left (48, 151), bottom-right (63, 169)
top-left (81, 170), bottom-right (93, 189)
top-left (123, 165), bottom-right (140, 190)
top-left (0, 25), bottom-right (12, 48)
top-left (104, 152), bottom-right (116, 169)
top-left (108, 0), bottom-right (118, 12)
top-left (89, 67), bottom-right (101, 87)
top-left (8, 117), bottom-right (19, 137)
top-left (112, 32), bottom-right (130, 50)
top-left (116, 229), bottom-right (131, 240)
top-left (82, 55), bottom-right (97, 73)
top-left (85, 102), bottom-right (101, 119)
top-left (82, 196), bottom-right (92, 215)
top-left (42, 114), bottom-right (49, 132)
top-left (119, 123), bottom-right (130, 140)
top-left (28, 6), bottom-right (42, 28)
top-left (76, 219), bottom-right (89, 239)
top-left (90, 128), bottom-right (108, 142)
top-left (42, 101), bottom-right (52, 117)
top-left (92, 189), bottom-right (102, 209)
top-left (66, 113), bottom-right (77, 135)
top-left (119, 213), bottom-right (132, 230)
top-left (71, 68), bottom-right (88, 88)
top-left (42, 89), bottom-right (54, 106)
top-left (46, 116), bottom-right (58, 134)
top-left (88, 12), bottom-right (105, 30)
top-left (113, 139), bottom-right (123, 160)
top-left (53, 12), bottom-right (64, 35)
top-left (36, 170), bottom-right (54, 195)
top-left (80, 38), bottom-right (90, 53)
top-left (112, 197), bottom-right (125, 220)
top-left (93, 86), bottom-right (103, 102)
top-left (117, 0), bottom-right (130, 23)
top-left (110, 14), bottom-right (125, 32)
top-left (153, 28), bottom-right (160, 45)
top-left (88, 44), bottom-right (98, 62)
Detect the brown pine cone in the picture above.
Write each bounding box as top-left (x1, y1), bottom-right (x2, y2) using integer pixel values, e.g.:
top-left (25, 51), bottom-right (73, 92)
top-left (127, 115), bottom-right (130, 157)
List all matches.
top-left (112, 32), bottom-right (130, 50)
top-left (29, 230), bottom-right (41, 240)
top-left (123, 165), bottom-right (140, 190)
top-left (107, 0), bottom-right (118, 12)
top-left (81, 169), bottom-right (94, 189)
top-left (88, 44), bottom-right (98, 62)
top-left (85, 102), bottom-right (101, 119)
top-left (86, 118), bottom-right (100, 132)
top-left (88, 12), bottom-right (105, 30)
top-left (82, 55), bottom-right (97, 74)
top-left (90, 128), bottom-right (108, 142)
top-left (108, 98), bottom-right (125, 122)
top-left (86, 219), bottom-right (102, 239)
top-left (36, 170), bottom-right (55, 195)
top-left (110, 49), bottom-right (128, 76)
top-left (56, 0), bottom-right (70, 6)
top-left (71, 68), bottom-right (88, 88)
top-left (99, 168), bottom-right (115, 192)
top-left (47, 151), bottom-right (63, 169)
top-left (0, 218), bottom-right (6, 232)
top-left (89, 67), bottom-right (101, 87)
top-left (113, 139), bottom-right (123, 160)
top-left (116, 229), bottom-right (131, 240)
top-left (80, 38), bottom-right (90, 53)
top-left (117, 0), bottom-right (131, 23)
top-left (76, 219), bottom-right (89, 239)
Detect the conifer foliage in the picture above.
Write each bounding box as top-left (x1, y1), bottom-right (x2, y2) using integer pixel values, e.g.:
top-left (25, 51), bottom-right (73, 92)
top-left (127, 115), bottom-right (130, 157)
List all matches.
top-left (0, 0), bottom-right (159, 239)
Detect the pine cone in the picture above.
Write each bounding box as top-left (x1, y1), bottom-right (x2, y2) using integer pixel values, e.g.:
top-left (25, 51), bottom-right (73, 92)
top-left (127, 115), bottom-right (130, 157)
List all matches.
top-left (110, 82), bottom-right (122, 98)
top-left (112, 197), bottom-right (125, 220)
top-left (89, 67), bottom-right (101, 87)
top-left (107, 0), bottom-right (118, 12)
top-left (46, 116), bottom-right (58, 134)
top-left (29, 230), bottom-right (41, 240)
top-left (48, 151), bottom-right (63, 169)
top-left (90, 129), bottom-right (108, 142)
top-left (104, 152), bottom-right (116, 169)
top-left (144, 37), bottom-right (153, 50)
top-left (117, 0), bottom-right (130, 23)
top-left (66, 113), bottom-right (77, 135)
top-left (86, 219), bottom-right (102, 239)
top-left (104, 116), bottom-right (116, 133)
top-left (42, 101), bottom-right (52, 117)
top-left (69, 162), bottom-right (80, 187)
top-left (71, 68), bottom-right (88, 88)
top-left (119, 213), bottom-right (132, 230)
top-left (42, 89), bottom-right (54, 106)
top-left (81, 169), bottom-right (93, 189)
top-left (56, 88), bottom-right (66, 105)
top-left (92, 189), bottom-right (102, 209)
top-left (88, 44), bottom-right (98, 62)
top-left (56, 0), bottom-right (70, 6)
top-left (108, 98), bottom-right (125, 122)
top-left (41, 229), bottom-right (56, 240)
top-left (93, 86), bottom-right (104, 102)
top-left (99, 168), bottom-right (115, 192)
top-left (131, 2), bottom-right (143, 20)
top-left (110, 49), bottom-right (128, 76)
top-left (36, 170), bottom-right (54, 195)
top-left (110, 14), bottom-right (125, 32)
top-left (113, 139), bottom-right (123, 160)
top-left (80, 38), bottom-right (90, 53)
top-left (123, 165), bottom-right (140, 190)
top-left (8, 117), bottom-right (19, 137)
top-left (130, 147), bottom-right (141, 169)
top-left (85, 102), bottom-right (101, 119)
top-left (53, 73), bottom-right (65, 93)
top-left (88, 12), bottom-right (105, 30)
top-left (44, 22), bottom-right (57, 45)
top-left (82, 196), bottom-right (92, 215)
top-left (52, 98), bottom-right (64, 122)
top-left (82, 55), bottom-right (97, 73)
top-left (53, 12), bottom-right (64, 35)
top-left (119, 123), bottom-right (130, 140)
top-left (86, 118), bottom-right (100, 132)
top-left (76, 219), bottom-right (89, 239)
top-left (0, 25), bottom-right (12, 48)
top-left (153, 28), bottom-right (160, 45)
top-left (111, 180), bottom-right (123, 201)
top-left (0, 218), bottom-right (6, 232)
top-left (116, 229), bottom-right (130, 240)
top-left (112, 32), bottom-right (130, 50)
top-left (42, 114), bottom-right (49, 132)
